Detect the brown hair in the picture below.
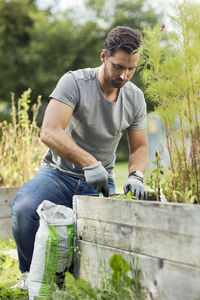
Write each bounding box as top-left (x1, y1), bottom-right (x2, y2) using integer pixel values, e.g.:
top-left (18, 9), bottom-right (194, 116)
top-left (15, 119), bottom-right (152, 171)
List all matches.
top-left (103, 26), bottom-right (142, 57)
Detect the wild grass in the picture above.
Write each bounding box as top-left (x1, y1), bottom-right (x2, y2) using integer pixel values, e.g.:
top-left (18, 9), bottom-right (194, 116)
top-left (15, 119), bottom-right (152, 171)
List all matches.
top-left (140, 1), bottom-right (200, 203)
top-left (0, 239), bottom-right (28, 299)
top-left (0, 89), bottom-right (46, 187)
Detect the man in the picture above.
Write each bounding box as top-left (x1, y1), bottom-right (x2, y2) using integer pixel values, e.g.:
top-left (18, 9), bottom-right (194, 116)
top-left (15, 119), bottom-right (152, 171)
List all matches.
top-left (11, 26), bottom-right (148, 289)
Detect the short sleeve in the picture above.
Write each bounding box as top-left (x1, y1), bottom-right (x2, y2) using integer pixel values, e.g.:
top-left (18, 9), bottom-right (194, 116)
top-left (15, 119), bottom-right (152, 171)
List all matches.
top-left (49, 72), bottom-right (80, 110)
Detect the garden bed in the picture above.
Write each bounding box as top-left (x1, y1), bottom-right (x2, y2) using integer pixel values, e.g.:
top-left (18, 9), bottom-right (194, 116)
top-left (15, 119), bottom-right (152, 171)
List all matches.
top-left (73, 195), bottom-right (200, 300)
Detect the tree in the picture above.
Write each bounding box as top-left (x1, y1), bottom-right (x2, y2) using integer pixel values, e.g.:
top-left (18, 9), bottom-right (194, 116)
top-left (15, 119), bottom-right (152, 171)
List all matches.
top-left (0, 0), bottom-right (37, 102)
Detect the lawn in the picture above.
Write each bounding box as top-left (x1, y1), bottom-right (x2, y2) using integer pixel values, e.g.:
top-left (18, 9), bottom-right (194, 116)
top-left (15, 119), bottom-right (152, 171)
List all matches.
top-left (114, 161), bottom-right (129, 194)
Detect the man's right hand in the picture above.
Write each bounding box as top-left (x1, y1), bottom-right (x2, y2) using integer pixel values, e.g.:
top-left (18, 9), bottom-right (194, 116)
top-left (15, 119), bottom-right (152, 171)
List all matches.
top-left (83, 161), bottom-right (109, 197)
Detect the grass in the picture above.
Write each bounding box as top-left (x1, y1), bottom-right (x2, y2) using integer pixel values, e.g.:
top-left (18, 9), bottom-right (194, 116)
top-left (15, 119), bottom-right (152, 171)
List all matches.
top-left (0, 239), bottom-right (28, 299)
top-left (114, 161), bottom-right (128, 194)
top-left (0, 239), bottom-right (20, 286)
top-left (114, 161), bottom-right (152, 195)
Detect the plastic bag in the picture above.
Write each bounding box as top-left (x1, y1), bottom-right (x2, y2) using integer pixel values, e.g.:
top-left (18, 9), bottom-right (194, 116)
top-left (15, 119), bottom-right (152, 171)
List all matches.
top-left (28, 200), bottom-right (75, 299)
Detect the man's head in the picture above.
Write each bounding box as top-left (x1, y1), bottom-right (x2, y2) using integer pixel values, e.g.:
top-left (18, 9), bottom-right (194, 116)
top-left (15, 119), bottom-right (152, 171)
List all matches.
top-left (100, 26), bottom-right (142, 89)
top-left (103, 26), bottom-right (142, 57)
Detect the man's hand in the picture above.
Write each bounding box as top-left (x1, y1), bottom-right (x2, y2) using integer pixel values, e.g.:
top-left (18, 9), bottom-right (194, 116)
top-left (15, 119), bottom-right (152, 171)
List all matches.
top-left (83, 162), bottom-right (109, 197)
top-left (123, 175), bottom-right (147, 200)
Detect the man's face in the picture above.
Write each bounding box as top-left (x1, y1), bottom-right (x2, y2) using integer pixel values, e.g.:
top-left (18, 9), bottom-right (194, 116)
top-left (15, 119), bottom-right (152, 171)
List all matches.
top-left (101, 49), bottom-right (139, 88)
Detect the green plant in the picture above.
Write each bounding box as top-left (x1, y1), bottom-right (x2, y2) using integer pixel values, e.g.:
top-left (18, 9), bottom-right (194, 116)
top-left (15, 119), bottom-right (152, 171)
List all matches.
top-left (0, 240), bottom-right (28, 299)
top-left (0, 287), bottom-right (27, 300)
top-left (140, 1), bottom-right (200, 203)
top-left (0, 239), bottom-right (145, 300)
top-left (34, 254), bottom-right (145, 300)
top-left (146, 150), bottom-right (165, 201)
top-left (99, 191), bottom-right (138, 200)
top-left (108, 254), bottom-right (144, 300)
top-left (0, 238), bottom-right (16, 251)
top-left (0, 89), bottom-right (46, 186)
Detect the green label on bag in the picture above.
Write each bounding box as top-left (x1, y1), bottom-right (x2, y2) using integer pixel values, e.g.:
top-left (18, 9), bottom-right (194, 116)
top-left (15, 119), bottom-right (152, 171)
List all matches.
top-left (39, 226), bottom-right (59, 296)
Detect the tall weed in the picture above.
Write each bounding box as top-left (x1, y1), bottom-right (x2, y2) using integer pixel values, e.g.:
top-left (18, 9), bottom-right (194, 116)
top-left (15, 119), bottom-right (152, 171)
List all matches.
top-left (0, 89), bottom-right (46, 186)
top-left (140, 1), bottom-right (200, 203)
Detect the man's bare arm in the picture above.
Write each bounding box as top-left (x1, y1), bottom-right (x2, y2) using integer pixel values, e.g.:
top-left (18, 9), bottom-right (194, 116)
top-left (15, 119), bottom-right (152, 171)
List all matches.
top-left (40, 99), bottom-right (98, 168)
top-left (127, 128), bottom-right (148, 174)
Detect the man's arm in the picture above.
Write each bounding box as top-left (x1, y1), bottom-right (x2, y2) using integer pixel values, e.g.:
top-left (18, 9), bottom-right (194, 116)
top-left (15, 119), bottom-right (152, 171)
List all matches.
top-left (127, 128), bottom-right (148, 174)
top-left (123, 128), bottom-right (148, 199)
top-left (40, 98), bottom-right (98, 167)
top-left (41, 98), bottom-right (109, 195)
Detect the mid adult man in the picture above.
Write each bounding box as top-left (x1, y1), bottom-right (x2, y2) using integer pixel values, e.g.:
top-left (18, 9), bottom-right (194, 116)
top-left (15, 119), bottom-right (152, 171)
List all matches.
top-left (11, 26), bottom-right (148, 289)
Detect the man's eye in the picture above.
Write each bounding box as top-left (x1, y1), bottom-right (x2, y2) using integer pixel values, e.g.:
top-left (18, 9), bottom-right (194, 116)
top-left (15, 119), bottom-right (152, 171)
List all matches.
top-left (129, 67), bottom-right (137, 71)
top-left (115, 65), bottom-right (123, 70)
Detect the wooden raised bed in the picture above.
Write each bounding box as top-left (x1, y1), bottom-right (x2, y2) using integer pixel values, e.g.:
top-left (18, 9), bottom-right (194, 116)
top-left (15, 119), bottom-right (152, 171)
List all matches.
top-left (73, 195), bottom-right (200, 300)
top-left (0, 187), bottom-right (20, 240)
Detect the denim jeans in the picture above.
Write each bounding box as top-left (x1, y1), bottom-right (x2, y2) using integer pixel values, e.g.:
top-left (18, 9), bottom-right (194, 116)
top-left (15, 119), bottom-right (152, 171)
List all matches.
top-left (11, 166), bottom-right (115, 273)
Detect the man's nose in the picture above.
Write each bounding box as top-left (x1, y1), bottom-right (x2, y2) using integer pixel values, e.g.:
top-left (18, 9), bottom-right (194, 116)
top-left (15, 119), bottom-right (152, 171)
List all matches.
top-left (120, 69), bottom-right (128, 81)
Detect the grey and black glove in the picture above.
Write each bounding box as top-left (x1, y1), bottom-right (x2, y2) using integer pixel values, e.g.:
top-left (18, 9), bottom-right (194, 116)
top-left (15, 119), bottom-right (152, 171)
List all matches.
top-left (123, 171), bottom-right (147, 200)
top-left (83, 161), bottom-right (109, 197)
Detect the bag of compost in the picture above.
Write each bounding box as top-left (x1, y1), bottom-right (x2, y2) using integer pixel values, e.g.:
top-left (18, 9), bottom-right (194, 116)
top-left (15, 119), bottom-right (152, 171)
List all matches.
top-left (28, 200), bottom-right (75, 300)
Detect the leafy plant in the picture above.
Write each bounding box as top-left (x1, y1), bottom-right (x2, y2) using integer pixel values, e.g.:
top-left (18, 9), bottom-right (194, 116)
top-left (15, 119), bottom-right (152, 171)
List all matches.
top-left (0, 239), bottom-right (145, 300)
top-left (0, 89), bottom-right (46, 186)
top-left (108, 254), bottom-right (144, 300)
top-left (99, 191), bottom-right (138, 200)
top-left (146, 150), bottom-right (165, 201)
top-left (35, 254), bottom-right (145, 300)
top-left (140, 1), bottom-right (200, 203)
top-left (0, 241), bottom-right (28, 299)
top-left (0, 287), bottom-right (27, 300)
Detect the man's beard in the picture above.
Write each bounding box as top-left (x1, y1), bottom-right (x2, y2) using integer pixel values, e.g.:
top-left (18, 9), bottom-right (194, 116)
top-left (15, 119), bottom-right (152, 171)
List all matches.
top-left (104, 65), bottom-right (126, 88)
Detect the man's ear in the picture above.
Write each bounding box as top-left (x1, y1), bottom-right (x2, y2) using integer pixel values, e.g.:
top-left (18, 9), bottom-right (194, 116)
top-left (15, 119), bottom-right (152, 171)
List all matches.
top-left (100, 49), bottom-right (106, 63)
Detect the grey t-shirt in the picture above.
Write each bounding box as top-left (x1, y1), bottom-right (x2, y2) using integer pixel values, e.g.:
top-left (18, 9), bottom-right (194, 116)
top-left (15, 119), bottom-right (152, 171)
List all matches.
top-left (42, 67), bottom-right (147, 178)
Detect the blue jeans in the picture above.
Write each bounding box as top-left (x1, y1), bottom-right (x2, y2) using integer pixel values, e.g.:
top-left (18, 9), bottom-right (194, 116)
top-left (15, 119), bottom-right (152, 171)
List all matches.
top-left (11, 166), bottom-right (115, 273)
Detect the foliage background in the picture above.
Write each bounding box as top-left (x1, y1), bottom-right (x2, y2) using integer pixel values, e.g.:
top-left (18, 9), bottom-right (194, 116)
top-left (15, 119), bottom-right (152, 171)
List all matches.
top-left (0, 0), bottom-right (161, 106)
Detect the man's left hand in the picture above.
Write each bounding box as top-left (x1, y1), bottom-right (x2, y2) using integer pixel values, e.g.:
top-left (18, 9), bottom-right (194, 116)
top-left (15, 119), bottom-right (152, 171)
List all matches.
top-left (123, 176), bottom-right (147, 200)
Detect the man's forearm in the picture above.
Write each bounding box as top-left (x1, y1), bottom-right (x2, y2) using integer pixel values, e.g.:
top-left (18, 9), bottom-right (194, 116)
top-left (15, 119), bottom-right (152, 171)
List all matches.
top-left (41, 128), bottom-right (98, 168)
top-left (128, 145), bottom-right (148, 174)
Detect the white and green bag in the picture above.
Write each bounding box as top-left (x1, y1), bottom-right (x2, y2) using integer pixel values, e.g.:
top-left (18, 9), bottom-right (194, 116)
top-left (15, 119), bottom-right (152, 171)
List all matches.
top-left (28, 200), bottom-right (75, 300)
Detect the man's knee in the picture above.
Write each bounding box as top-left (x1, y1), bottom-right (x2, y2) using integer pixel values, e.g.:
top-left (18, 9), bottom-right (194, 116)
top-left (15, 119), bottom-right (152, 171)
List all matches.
top-left (12, 191), bottom-right (39, 224)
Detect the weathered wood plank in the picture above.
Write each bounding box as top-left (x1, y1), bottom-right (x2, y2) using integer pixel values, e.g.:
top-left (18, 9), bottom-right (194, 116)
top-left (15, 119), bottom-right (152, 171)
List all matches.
top-left (0, 217), bottom-right (13, 240)
top-left (73, 195), bottom-right (200, 236)
top-left (75, 240), bottom-right (200, 300)
top-left (0, 205), bottom-right (11, 218)
top-left (77, 218), bottom-right (200, 267)
top-left (0, 186), bottom-right (20, 216)
top-left (0, 187), bottom-right (20, 207)
top-left (0, 187), bottom-right (19, 239)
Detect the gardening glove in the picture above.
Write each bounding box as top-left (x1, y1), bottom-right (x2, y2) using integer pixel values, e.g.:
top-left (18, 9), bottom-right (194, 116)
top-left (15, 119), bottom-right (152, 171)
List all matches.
top-left (123, 173), bottom-right (147, 200)
top-left (83, 161), bottom-right (109, 197)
